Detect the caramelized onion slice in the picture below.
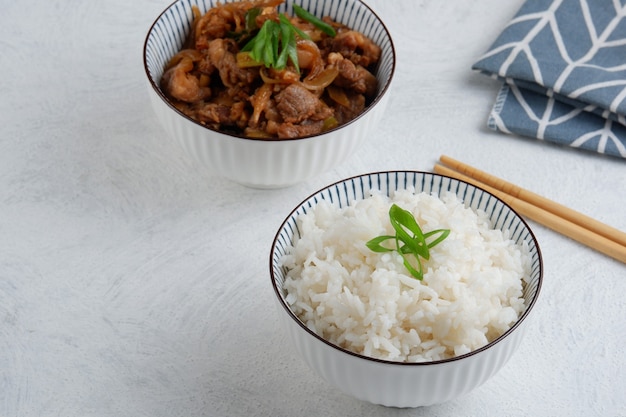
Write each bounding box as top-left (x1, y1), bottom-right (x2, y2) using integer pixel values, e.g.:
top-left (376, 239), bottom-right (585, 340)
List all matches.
top-left (302, 66), bottom-right (339, 90)
top-left (259, 67), bottom-right (284, 84)
top-left (327, 85), bottom-right (351, 108)
top-left (259, 67), bottom-right (302, 84)
top-left (244, 128), bottom-right (274, 139)
top-left (250, 83), bottom-right (273, 126)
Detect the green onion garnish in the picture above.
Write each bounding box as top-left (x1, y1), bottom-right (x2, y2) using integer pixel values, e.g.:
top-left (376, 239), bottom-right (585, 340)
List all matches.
top-left (241, 13), bottom-right (310, 72)
top-left (239, 5), bottom-right (337, 72)
top-left (293, 4), bottom-right (337, 37)
top-left (366, 204), bottom-right (450, 280)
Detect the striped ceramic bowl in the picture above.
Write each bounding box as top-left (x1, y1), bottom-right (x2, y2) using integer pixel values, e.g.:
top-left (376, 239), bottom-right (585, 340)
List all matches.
top-left (270, 171), bottom-right (543, 407)
top-left (143, 0), bottom-right (395, 188)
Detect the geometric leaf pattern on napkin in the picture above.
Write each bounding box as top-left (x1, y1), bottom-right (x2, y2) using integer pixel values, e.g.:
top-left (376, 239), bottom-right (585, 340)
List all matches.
top-left (473, 0), bottom-right (626, 159)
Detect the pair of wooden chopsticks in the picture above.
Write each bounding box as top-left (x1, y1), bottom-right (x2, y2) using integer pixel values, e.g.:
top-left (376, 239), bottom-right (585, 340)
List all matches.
top-left (434, 155), bottom-right (626, 264)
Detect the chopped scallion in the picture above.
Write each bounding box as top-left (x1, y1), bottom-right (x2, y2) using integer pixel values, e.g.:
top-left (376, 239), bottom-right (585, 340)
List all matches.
top-left (366, 204), bottom-right (450, 280)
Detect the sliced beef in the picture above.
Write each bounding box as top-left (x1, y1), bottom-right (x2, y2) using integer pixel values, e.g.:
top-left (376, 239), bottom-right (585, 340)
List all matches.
top-left (330, 30), bottom-right (381, 67)
top-left (208, 39), bottom-right (258, 88)
top-left (277, 120), bottom-right (325, 139)
top-left (330, 54), bottom-right (378, 97)
top-left (194, 102), bottom-right (247, 129)
top-left (334, 92), bottom-right (365, 124)
top-left (275, 84), bottom-right (334, 124)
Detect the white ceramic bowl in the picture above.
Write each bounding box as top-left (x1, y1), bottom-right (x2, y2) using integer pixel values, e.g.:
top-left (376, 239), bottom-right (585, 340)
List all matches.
top-left (143, 0), bottom-right (395, 188)
top-left (270, 171), bottom-right (543, 407)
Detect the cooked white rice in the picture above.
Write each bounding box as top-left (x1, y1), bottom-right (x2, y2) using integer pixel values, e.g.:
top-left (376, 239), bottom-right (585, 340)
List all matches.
top-left (281, 189), bottom-right (531, 362)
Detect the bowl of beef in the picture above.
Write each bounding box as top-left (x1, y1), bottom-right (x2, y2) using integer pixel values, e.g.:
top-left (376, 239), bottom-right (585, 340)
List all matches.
top-left (143, 0), bottom-right (395, 188)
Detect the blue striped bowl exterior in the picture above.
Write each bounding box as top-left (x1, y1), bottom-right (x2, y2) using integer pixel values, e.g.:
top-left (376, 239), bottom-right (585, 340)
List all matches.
top-left (270, 171), bottom-right (543, 407)
top-left (143, 0), bottom-right (396, 188)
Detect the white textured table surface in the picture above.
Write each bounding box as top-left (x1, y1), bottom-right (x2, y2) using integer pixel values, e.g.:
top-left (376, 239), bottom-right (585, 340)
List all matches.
top-left (1, 1), bottom-right (625, 416)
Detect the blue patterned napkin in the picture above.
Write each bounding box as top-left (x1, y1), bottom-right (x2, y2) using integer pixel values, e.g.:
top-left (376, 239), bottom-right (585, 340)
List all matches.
top-left (473, 0), bottom-right (626, 159)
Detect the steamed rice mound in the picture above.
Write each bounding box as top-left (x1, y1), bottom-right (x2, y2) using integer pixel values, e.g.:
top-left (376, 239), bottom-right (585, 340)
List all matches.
top-left (281, 189), bottom-right (531, 362)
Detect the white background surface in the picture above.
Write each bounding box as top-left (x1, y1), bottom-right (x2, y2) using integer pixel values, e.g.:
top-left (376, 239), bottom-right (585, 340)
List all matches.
top-left (1, 0), bottom-right (625, 416)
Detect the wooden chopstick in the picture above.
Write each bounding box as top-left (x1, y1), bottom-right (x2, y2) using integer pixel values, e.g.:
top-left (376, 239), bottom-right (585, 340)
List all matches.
top-left (439, 155), bottom-right (626, 248)
top-left (434, 157), bottom-right (626, 264)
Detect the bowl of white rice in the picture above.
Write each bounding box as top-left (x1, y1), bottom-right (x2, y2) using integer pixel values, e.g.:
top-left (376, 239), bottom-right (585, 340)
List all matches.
top-left (270, 171), bottom-right (543, 408)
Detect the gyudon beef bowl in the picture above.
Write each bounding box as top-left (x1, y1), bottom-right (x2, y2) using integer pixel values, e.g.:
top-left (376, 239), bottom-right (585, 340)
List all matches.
top-left (143, 0), bottom-right (395, 188)
top-left (270, 171), bottom-right (543, 407)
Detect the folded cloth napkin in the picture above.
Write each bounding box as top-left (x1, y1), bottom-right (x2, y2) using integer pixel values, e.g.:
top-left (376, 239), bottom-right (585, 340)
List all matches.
top-left (473, 0), bottom-right (626, 159)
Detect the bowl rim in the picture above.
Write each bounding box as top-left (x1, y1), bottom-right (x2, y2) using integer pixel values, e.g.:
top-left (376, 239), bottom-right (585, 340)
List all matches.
top-left (142, 0), bottom-right (397, 142)
top-left (269, 170), bottom-right (544, 366)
